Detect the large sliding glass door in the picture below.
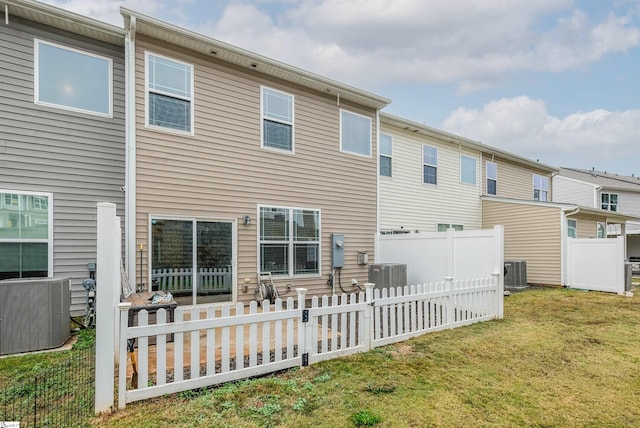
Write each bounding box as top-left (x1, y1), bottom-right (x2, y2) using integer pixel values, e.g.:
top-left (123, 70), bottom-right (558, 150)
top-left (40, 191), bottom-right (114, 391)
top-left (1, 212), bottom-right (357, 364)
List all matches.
top-left (151, 217), bottom-right (234, 305)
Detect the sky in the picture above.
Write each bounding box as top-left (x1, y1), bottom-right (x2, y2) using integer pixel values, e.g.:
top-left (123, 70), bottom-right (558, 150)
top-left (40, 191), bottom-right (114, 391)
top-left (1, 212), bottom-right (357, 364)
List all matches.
top-left (42, 0), bottom-right (640, 176)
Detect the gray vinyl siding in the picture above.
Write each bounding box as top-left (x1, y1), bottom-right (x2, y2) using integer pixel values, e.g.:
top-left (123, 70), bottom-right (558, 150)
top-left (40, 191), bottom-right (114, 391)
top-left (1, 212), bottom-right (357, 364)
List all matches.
top-left (0, 16), bottom-right (125, 314)
top-left (135, 36), bottom-right (378, 302)
top-left (552, 176), bottom-right (596, 207)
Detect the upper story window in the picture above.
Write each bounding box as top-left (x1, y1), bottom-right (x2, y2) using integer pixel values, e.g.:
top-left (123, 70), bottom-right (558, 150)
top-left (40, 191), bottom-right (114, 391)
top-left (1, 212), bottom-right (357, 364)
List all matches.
top-left (460, 155), bottom-right (477, 185)
top-left (601, 193), bottom-right (618, 212)
top-left (260, 206), bottom-right (320, 277)
top-left (35, 39), bottom-right (112, 117)
top-left (533, 174), bottom-right (549, 201)
top-left (340, 110), bottom-right (371, 157)
top-left (379, 134), bottom-right (392, 177)
top-left (423, 145), bottom-right (437, 185)
top-left (261, 87), bottom-right (294, 152)
top-left (0, 191), bottom-right (53, 280)
top-left (437, 223), bottom-right (463, 232)
top-left (146, 52), bottom-right (194, 134)
top-left (567, 219), bottom-right (577, 238)
top-left (486, 161), bottom-right (497, 195)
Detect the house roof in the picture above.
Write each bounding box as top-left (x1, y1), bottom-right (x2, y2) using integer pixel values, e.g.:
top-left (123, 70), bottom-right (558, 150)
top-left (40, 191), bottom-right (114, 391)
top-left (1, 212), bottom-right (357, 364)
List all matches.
top-left (1, 0), bottom-right (125, 46)
top-left (380, 113), bottom-right (558, 173)
top-left (481, 195), bottom-right (640, 223)
top-left (120, 8), bottom-right (391, 110)
top-left (559, 167), bottom-right (640, 192)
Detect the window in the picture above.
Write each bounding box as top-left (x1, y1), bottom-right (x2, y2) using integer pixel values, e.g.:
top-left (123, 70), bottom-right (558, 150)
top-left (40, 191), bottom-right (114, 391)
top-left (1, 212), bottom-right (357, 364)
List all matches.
top-left (261, 87), bottom-right (294, 151)
top-left (533, 174), bottom-right (549, 201)
top-left (601, 193), bottom-right (618, 212)
top-left (35, 39), bottom-right (112, 116)
top-left (437, 223), bottom-right (463, 232)
top-left (379, 134), bottom-right (392, 177)
top-left (568, 219), bottom-right (577, 238)
top-left (423, 145), bottom-right (437, 185)
top-left (260, 207), bottom-right (320, 276)
top-left (597, 222), bottom-right (606, 238)
top-left (146, 52), bottom-right (193, 133)
top-left (0, 191), bottom-right (52, 280)
top-left (486, 161), bottom-right (497, 195)
top-left (340, 110), bottom-right (371, 156)
top-left (460, 155), bottom-right (477, 185)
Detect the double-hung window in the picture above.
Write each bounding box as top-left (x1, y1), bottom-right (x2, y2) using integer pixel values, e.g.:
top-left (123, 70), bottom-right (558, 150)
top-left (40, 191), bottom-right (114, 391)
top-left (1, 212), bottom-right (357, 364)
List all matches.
top-left (437, 223), bottom-right (463, 232)
top-left (460, 155), bottom-right (477, 185)
top-left (533, 174), bottom-right (549, 201)
top-left (486, 161), bottom-right (497, 195)
top-left (260, 207), bottom-right (320, 277)
top-left (146, 52), bottom-right (194, 133)
top-left (601, 193), bottom-right (618, 211)
top-left (567, 219), bottom-right (577, 238)
top-left (35, 39), bottom-right (112, 116)
top-left (261, 87), bottom-right (294, 151)
top-left (0, 191), bottom-right (53, 280)
top-left (379, 133), bottom-right (392, 177)
top-left (340, 110), bottom-right (371, 157)
top-left (423, 145), bottom-right (437, 185)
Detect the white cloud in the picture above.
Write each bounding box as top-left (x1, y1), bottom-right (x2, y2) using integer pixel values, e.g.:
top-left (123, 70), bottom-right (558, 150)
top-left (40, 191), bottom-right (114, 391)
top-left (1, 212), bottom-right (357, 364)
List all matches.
top-left (441, 96), bottom-right (640, 172)
top-left (40, 0), bottom-right (163, 26)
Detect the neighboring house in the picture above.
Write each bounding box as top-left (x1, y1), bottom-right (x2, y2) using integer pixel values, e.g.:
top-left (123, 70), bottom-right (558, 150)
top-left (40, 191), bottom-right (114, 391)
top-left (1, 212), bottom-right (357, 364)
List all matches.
top-left (553, 167), bottom-right (640, 259)
top-left (0, 0), bottom-right (125, 314)
top-left (120, 9), bottom-right (390, 306)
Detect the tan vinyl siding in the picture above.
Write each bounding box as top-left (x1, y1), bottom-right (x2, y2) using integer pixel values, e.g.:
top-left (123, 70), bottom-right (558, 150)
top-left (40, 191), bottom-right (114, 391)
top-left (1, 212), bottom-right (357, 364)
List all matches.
top-left (482, 153), bottom-right (553, 200)
top-left (482, 200), bottom-right (562, 285)
top-left (0, 16), bottom-right (125, 314)
top-left (135, 36), bottom-right (378, 302)
top-left (568, 213), bottom-right (603, 239)
top-left (379, 123), bottom-right (482, 232)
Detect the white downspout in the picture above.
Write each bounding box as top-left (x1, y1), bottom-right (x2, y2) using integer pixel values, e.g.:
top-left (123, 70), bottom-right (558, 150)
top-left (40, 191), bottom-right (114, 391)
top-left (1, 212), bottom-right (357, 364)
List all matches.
top-left (125, 17), bottom-right (137, 284)
top-left (375, 109), bottom-right (380, 262)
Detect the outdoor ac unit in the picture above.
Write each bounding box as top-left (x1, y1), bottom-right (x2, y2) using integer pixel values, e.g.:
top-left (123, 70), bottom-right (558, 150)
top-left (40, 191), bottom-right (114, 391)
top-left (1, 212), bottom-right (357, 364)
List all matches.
top-left (504, 260), bottom-right (527, 287)
top-left (368, 263), bottom-right (407, 290)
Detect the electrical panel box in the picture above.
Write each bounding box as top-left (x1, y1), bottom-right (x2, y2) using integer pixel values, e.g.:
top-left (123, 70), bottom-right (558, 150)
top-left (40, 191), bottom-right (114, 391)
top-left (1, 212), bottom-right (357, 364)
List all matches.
top-left (332, 234), bottom-right (345, 269)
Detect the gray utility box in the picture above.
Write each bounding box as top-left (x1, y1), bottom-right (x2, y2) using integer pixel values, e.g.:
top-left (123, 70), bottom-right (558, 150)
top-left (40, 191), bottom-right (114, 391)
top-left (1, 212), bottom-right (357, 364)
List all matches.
top-left (368, 263), bottom-right (407, 291)
top-left (0, 277), bottom-right (70, 355)
top-left (504, 260), bottom-right (527, 287)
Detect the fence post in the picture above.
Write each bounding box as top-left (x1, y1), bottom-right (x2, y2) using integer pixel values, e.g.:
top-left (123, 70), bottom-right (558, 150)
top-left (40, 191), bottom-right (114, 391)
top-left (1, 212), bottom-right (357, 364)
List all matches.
top-left (445, 227), bottom-right (455, 327)
top-left (364, 283), bottom-right (375, 351)
top-left (493, 225), bottom-right (504, 319)
top-left (95, 202), bottom-right (117, 414)
top-left (296, 288), bottom-right (309, 367)
top-left (117, 302), bottom-right (131, 409)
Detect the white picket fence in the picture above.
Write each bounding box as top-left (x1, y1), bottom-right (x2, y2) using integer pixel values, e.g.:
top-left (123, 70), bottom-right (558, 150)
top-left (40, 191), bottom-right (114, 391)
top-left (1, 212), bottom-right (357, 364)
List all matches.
top-left (152, 266), bottom-right (232, 294)
top-left (116, 277), bottom-right (500, 408)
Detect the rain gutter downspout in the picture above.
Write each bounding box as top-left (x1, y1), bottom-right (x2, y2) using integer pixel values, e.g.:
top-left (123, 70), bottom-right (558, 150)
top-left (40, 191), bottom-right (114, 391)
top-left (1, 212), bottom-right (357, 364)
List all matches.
top-left (125, 16), bottom-right (137, 285)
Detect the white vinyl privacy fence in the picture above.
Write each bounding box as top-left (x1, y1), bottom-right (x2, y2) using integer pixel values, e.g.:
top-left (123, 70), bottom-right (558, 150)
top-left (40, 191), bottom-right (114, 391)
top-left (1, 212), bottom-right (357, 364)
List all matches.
top-left (566, 236), bottom-right (626, 294)
top-left (95, 206), bottom-right (505, 412)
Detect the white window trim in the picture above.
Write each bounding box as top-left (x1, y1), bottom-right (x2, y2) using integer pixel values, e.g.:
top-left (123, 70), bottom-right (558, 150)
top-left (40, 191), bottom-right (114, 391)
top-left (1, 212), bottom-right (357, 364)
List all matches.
top-left (144, 51), bottom-right (195, 136)
top-left (148, 214), bottom-right (238, 305)
top-left (0, 189), bottom-right (54, 277)
top-left (339, 109), bottom-right (372, 158)
top-left (486, 161), bottom-right (497, 195)
top-left (601, 192), bottom-right (619, 211)
top-left (568, 219), bottom-right (577, 238)
top-left (34, 39), bottom-right (113, 118)
top-left (533, 174), bottom-right (549, 201)
top-left (257, 205), bottom-right (322, 278)
top-left (260, 86), bottom-right (295, 154)
top-left (379, 133), bottom-right (392, 177)
top-left (422, 144), bottom-right (438, 185)
top-left (597, 222), bottom-right (606, 238)
top-left (460, 154), bottom-right (477, 186)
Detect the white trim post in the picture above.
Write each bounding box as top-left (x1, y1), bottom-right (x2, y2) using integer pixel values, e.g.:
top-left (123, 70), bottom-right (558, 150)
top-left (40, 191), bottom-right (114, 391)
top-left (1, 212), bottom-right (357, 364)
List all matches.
top-left (117, 302), bottom-right (132, 409)
top-left (364, 283), bottom-right (375, 350)
top-left (493, 225), bottom-right (504, 319)
top-left (96, 202), bottom-right (117, 414)
top-left (296, 288), bottom-right (308, 367)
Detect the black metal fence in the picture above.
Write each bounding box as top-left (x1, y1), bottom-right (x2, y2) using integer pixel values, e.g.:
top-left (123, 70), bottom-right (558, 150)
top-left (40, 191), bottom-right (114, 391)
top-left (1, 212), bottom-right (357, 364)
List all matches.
top-left (0, 345), bottom-right (95, 427)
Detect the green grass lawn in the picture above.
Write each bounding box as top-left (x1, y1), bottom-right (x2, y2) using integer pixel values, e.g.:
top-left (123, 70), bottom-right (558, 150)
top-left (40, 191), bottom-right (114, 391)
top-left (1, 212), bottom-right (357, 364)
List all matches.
top-left (90, 287), bottom-right (640, 427)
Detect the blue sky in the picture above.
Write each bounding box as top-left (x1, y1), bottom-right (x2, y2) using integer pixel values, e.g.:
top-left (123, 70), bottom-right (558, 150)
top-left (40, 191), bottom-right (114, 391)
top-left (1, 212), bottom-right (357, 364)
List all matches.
top-left (45, 0), bottom-right (640, 176)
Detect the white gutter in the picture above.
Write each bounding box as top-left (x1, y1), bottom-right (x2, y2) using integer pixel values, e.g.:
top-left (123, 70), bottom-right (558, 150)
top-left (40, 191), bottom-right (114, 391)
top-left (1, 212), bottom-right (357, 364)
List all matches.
top-left (125, 16), bottom-right (137, 284)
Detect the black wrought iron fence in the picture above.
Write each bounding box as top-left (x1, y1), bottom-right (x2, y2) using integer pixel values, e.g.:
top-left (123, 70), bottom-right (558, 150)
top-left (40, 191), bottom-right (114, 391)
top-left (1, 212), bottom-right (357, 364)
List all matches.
top-left (0, 345), bottom-right (95, 427)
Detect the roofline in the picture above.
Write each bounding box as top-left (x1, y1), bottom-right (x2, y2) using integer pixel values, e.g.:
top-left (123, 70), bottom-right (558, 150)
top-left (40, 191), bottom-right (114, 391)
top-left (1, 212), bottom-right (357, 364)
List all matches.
top-left (481, 195), bottom-right (640, 222)
top-left (120, 7), bottom-right (391, 110)
top-left (381, 112), bottom-right (558, 173)
top-left (2, 0), bottom-right (125, 44)
top-left (559, 167), bottom-right (640, 192)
